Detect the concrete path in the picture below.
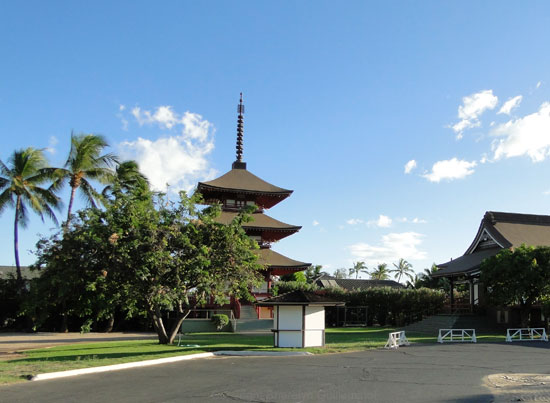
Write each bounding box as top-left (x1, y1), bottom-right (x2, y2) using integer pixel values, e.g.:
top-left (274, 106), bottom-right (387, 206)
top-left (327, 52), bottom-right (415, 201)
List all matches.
top-left (0, 332), bottom-right (157, 355)
top-left (3, 342), bottom-right (550, 402)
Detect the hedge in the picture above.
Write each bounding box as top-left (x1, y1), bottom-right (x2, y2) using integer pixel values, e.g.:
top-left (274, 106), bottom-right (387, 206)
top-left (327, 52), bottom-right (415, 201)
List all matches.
top-left (272, 281), bottom-right (445, 327)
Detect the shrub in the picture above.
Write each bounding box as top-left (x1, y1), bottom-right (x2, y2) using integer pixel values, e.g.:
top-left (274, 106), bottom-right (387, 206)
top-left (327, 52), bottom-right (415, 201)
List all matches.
top-left (211, 314), bottom-right (229, 331)
top-left (271, 281), bottom-right (319, 296)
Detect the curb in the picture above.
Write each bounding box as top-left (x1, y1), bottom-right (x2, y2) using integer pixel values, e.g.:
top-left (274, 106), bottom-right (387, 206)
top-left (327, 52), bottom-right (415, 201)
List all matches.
top-left (214, 351), bottom-right (312, 357)
top-left (31, 352), bottom-right (215, 381)
top-left (31, 350), bottom-right (311, 381)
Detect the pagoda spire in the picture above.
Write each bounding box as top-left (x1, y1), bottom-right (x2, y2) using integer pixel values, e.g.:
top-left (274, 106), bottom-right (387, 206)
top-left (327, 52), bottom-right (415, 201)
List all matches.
top-left (233, 93), bottom-right (247, 169)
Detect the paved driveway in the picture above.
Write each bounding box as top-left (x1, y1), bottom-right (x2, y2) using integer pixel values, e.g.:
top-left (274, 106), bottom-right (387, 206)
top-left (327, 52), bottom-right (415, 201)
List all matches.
top-left (2, 342), bottom-right (550, 402)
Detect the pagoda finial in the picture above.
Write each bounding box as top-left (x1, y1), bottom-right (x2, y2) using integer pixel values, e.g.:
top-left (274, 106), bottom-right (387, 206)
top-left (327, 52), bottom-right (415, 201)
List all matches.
top-left (233, 93), bottom-right (247, 169)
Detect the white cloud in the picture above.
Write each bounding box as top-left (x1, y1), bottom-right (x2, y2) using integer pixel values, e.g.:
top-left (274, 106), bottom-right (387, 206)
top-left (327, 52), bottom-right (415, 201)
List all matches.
top-left (349, 232), bottom-right (426, 265)
top-left (397, 217), bottom-right (427, 224)
top-left (451, 90), bottom-right (498, 139)
top-left (312, 220), bottom-right (320, 226)
top-left (119, 104), bottom-right (126, 111)
top-left (366, 215), bottom-right (393, 228)
top-left (132, 106), bottom-right (181, 129)
top-left (423, 158), bottom-right (477, 183)
top-left (498, 95), bottom-right (522, 115)
top-left (491, 102), bottom-right (550, 162)
top-left (543, 190), bottom-right (550, 196)
top-left (46, 136), bottom-right (58, 155)
top-left (537, 81), bottom-right (542, 89)
top-left (346, 218), bottom-right (364, 225)
top-left (119, 107), bottom-right (216, 193)
top-left (404, 159), bottom-right (417, 174)
top-left (376, 215), bottom-right (392, 228)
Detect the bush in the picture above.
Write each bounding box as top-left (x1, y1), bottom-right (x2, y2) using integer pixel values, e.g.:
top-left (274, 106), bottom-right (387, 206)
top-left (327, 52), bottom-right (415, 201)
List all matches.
top-left (211, 314), bottom-right (229, 331)
top-left (271, 281), bottom-right (319, 296)
top-left (321, 287), bottom-right (445, 327)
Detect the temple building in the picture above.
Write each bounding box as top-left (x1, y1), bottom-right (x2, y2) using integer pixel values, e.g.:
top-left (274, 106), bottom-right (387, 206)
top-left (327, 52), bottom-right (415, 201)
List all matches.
top-left (433, 211), bottom-right (550, 317)
top-left (196, 94), bottom-right (310, 319)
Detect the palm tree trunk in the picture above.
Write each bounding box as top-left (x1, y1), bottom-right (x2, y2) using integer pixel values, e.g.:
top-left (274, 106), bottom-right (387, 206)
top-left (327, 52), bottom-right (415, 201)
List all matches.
top-left (14, 196), bottom-right (22, 283)
top-left (66, 185), bottom-right (77, 226)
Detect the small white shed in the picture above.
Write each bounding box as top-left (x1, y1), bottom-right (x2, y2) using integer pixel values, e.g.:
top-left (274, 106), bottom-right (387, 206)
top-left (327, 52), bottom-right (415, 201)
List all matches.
top-left (256, 290), bottom-right (344, 348)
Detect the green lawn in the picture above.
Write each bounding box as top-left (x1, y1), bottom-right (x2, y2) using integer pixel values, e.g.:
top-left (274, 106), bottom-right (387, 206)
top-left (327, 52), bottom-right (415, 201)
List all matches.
top-left (0, 328), bottom-right (507, 385)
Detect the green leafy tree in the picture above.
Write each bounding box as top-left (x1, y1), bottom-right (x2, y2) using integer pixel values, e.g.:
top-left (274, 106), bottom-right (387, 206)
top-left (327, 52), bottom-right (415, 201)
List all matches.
top-left (480, 245), bottom-right (550, 327)
top-left (101, 160), bottom-right (149, 198)
top-left (304, 265), bottom-right (327, 283)
top-left (0, 148), bottom-right (61, 282)
top-left (334, 268), bottom-right (348, 279)
top-left (349, 261), bottom-right (368, 279)
top-left (416, 263), bottom-right (449, 290)
top-left (281, 271), bottom-right (307, 283)
top-left (370, 263), bottom-right (390, 280)
top-left (28, 188), bottom-right (264, 343)
top-left (391, 258), bottom-right (414, 284)
top-left (52, 133), bottom-right (118, 225)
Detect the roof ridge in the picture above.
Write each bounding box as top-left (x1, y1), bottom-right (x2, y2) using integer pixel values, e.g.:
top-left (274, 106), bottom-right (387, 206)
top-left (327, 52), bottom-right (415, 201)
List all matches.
top-left (485, 211), bottom-right (550, 226)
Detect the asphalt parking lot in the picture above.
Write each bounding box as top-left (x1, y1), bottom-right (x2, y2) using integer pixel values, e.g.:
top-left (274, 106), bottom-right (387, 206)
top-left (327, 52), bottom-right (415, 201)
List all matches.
top-left (2, 342), bottom-right (550, 402)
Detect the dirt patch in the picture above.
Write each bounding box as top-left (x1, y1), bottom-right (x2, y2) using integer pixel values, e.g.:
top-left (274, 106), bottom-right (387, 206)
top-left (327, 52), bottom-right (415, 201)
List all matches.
top-left (0, 352), bottom-right (26, 361)
top-left (484, 373), bottom-right (550, 402)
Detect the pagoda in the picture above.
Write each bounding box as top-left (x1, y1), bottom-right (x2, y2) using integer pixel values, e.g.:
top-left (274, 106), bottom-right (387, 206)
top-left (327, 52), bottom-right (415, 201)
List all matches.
top-left (196, 94), bottom-right (310, 319)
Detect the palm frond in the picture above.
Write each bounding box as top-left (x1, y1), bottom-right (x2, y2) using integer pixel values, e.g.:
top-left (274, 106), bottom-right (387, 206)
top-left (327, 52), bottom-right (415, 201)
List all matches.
top-left (78, 178), bottom-right (102, 208)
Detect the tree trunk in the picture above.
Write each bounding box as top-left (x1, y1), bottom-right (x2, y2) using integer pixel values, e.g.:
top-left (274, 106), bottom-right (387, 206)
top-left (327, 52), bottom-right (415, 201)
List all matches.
top-left (66, 185), bottom-right (77, 225)
top-left (104, 316), bottom-right (115, 333)
top-left (150, 308), bottom-right (190, 345)
top-left (167, 311), bottom-right (190, 345)
top-left (60, 300), bottom-right (68, 333)
top-left (14, 196), bottom-right (22, 284)
top-left (520, 303), bottom-right (531, 328)
top-left (151, 308), bottom-right (170, 344)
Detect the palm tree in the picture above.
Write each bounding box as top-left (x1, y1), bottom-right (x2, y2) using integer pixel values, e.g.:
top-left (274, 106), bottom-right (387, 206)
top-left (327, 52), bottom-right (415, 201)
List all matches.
top-left (0, 148), bottom-right (62, 282)
top-left (391, 258), bottom-right (415, 283)
top-left (334, 268), bottom-right (348, 279)
top-left (348, 261), bottom-right (368, 279)
top-left (52, 133), bottom-right (118, 225)
top-left (370, 263), bottom-right (390, 280)
top-left (101, 160), bottom-right (149, 198)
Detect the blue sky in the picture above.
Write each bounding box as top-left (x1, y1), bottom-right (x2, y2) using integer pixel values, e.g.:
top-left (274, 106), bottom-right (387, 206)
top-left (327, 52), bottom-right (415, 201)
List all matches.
top-left (2, 1), bottom-right (550, 278)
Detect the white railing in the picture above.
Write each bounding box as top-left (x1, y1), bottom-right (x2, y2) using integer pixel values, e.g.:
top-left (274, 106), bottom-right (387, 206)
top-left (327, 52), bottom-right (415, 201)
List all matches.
top-left (385, 331), bottom-right (410, 349)
top-left (438, 328), bottom-right (476, 343)
top-left (506, 328), bottom-right (548, 342)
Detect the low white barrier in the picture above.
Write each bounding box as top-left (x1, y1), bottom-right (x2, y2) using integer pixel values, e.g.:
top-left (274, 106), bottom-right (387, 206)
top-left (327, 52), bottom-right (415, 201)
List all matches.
top-left (438, 328), bottom-right (476, 343)
top-left (506, 328), bottom-right (548, 342)
top-left (385, 331), bottom-right (410, 349)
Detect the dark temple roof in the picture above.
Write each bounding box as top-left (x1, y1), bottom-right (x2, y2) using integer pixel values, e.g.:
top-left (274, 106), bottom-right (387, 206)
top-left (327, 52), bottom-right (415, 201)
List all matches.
top-left (435, 211), bottom-right (550, 278)
top-left (315, 275), bottom-right (404, 290)
top-left (433, 248), bottom-right (501, 278)
top-left (216, 211), bottom-right (301, 232)
top-left (256, 290), bottom-right (344, 306)
top-left (255, 249), bottom-right (311, 271)
top-left (198, 168), bottom-right (292, 197)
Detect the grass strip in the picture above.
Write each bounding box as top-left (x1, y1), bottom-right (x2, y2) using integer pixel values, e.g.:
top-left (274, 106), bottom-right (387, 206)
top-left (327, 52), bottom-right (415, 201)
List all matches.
top-left (0, 327), bottom-right (507, 385)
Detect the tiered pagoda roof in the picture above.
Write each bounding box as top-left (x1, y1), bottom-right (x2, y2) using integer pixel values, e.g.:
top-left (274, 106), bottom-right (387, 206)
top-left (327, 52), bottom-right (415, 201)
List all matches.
top-left (196, 94), bottom-right (310, 276)
top-left (197, 168), bottom-right (292, 209)
top-left (216, 211), bottom-right (301, 243)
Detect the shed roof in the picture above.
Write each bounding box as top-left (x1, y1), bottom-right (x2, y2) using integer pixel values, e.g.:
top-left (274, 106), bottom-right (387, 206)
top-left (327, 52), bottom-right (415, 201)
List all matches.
top-left (256, 290), bottom-right (345, 306)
